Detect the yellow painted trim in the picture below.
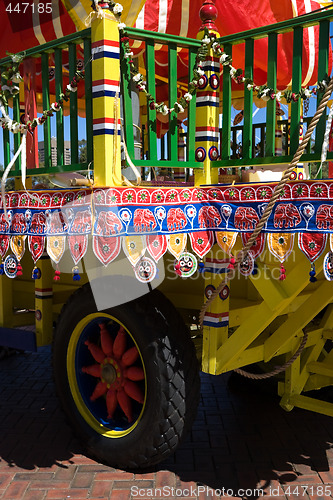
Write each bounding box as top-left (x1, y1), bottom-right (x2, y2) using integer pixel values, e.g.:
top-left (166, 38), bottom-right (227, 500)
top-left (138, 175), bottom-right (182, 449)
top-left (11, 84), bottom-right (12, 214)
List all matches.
top-left (67, 312), bottom-right (147, 438)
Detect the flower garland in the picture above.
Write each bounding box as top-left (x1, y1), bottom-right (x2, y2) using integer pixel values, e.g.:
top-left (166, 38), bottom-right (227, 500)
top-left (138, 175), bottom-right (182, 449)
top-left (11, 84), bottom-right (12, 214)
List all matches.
top-left (208, 33), bottom-right (328, 104)
top-left (0, 52), bottom-right (84, 134)
top-left (93, 1), bottom-right (328, 116)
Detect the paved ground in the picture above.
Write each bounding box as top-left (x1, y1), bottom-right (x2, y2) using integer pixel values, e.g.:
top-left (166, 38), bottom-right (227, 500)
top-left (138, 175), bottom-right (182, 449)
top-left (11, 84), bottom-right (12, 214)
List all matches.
top-left (0, 347), bottom-right (332, 500)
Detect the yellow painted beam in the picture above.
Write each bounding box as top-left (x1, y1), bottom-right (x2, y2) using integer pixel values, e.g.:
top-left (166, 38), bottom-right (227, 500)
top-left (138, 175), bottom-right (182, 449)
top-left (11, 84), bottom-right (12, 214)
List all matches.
top-left (249, 261), bottom-right (288, 310)
top-left (304, 374), bottom-right (333, 392)
top-left (307, 361), bottom-right (333, 378)
top-left (264, 279), bottom-right (333, 362)
top-left (288, 394), bottom-right (333, 417)
top-left (215, 257), bottom-right (316, 374)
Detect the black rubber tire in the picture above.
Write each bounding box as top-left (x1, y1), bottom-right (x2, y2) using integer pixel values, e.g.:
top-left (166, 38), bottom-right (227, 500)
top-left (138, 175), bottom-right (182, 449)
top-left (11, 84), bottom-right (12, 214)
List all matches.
top-left (53, 283), bottom-right (200, 469)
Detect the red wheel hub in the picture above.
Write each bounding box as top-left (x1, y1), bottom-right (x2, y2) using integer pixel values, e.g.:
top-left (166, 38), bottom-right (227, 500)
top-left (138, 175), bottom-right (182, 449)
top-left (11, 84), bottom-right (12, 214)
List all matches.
top-left (82, 323), bottom-right (145, 422)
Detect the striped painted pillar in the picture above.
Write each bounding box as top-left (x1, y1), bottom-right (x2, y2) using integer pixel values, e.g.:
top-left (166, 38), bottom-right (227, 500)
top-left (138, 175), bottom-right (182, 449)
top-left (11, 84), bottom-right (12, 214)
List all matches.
top-left (194, 2), bottom-right (219, 186)
top-left (201, 256), bottom-right (230, 374)
top-left (91, 10), bottom-right (121, 186)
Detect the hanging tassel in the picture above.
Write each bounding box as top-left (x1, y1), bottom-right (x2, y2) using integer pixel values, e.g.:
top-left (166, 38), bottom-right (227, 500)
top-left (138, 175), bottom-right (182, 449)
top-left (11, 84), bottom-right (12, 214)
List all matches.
top-left (252, 262), bottom-right (258, 276)
top-left (53, 265), bottom-right (61, 281)
top-left (32, 266), bottom-right (41, 280)
top-left (309, 263), bottom-right (317, 283)
top-left (72, 266), bottom-right (81, 281)
top-left (16, 263), bottom-right (23, 277)
top-left (279, 263), bottom-right (286, 281)
top-left (174, 261), bottom-right (181, 276)
top-left (228, 256), bottom-right (236, 270)
top-left (198, 261), bottom-right (205, 273)
top-left (0, 263), bottom-right (4, 275)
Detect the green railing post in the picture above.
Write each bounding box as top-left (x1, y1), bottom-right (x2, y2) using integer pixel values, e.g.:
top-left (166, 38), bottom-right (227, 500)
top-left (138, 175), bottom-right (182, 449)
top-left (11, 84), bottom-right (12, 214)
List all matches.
top-left (41, 53), bottom-right (51, 168)
top-left (314, 19), bottom-right (330, 178)
top-left (145, 40), bottom-right (158, 162)
top-left (221, 43), bottom-right (232, 161)
top-left (266, 32), bottom-right (277, 157)
top-left (69, 43), bottom-right (78, 165)
top-left (243, 38), bottom-right (254, 159)
top-left (290, 26), bottom-right (303, 156)
top-left (55, 48), bottom-right (64, 166)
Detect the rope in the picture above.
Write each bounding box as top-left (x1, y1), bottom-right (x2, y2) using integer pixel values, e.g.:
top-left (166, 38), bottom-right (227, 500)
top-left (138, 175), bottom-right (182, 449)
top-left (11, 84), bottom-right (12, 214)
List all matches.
top-left (198, 76), bottom-right (333, 378)
top-left (234, 331), bottom-right (308, 380)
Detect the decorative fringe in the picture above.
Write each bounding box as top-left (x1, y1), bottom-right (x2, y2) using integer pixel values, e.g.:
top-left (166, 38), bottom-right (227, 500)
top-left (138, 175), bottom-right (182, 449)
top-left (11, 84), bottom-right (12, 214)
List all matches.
top-left (174, 261), bottom-right (181, 276)
top-left (16, 263), bottom-right (23, 277)
top-left (309, 263), bottom-right (317, 283)
top-left (32, 266), bottom-right (41, 280)
top-left (53, 268), bottom-right (61, 281)
top-left (72, 266), bottom-right (81, 281)
top-left (279, 263), bottom-right (286, 281)
top-left (198, 261), bottom-right (205, 273)
top-left (228, 256), bottom-right (236, 270)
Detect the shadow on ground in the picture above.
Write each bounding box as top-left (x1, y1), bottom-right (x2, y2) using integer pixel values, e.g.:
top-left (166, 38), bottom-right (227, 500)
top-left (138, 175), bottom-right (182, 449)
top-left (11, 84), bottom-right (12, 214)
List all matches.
top-left (0, 347), bottom-right (332, 496)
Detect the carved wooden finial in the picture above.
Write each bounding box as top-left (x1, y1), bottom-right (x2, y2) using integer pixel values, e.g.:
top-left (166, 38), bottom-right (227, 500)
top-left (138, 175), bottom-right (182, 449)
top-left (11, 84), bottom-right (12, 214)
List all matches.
top-left (199, 0), bottom-right (218, 31)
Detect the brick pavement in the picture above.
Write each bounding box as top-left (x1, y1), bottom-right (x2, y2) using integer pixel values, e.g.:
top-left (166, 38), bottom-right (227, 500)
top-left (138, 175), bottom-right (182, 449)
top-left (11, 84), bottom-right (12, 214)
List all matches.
top-left (0, 347), bottom-right (332, 500)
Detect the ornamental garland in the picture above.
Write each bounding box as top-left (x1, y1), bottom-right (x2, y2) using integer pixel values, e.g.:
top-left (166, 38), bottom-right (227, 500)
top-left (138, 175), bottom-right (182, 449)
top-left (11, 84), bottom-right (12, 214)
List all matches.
top-left (0, 53), bottom-right (84, 134)
top-left (93, 0), bottom-right (328, 114)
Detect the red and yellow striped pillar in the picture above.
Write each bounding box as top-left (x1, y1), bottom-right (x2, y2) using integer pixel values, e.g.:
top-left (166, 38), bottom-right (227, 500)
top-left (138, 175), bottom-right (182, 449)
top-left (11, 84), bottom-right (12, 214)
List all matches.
top-left (91, 7), bottom-right (121, 186)
top-left (194, 1), bottom-right (220, 186)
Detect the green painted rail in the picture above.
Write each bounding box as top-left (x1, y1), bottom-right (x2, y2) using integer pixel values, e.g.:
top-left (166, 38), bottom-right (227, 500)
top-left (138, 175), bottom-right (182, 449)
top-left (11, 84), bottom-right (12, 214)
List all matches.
top-left (0, 29), bottom-right (92, 177)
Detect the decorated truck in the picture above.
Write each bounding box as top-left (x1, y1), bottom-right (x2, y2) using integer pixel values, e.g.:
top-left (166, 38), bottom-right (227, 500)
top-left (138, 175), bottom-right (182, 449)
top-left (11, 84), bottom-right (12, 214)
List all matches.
top-left (0, 0), bottom-right (333, 469)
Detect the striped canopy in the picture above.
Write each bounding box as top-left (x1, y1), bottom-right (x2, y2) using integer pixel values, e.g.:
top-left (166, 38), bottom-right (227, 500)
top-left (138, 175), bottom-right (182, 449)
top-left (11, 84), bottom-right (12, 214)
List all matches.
top-left (0, 0), bottom-right (331, 89)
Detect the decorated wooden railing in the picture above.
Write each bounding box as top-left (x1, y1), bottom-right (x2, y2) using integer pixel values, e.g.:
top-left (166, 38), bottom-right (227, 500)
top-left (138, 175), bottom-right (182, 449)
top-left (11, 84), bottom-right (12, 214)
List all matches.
top-left (0, 29), bottom-right (92, 177)
top-left (121, 28), bottom-right (201, 172)
top-left (215, 8), bottom-right (333, 170)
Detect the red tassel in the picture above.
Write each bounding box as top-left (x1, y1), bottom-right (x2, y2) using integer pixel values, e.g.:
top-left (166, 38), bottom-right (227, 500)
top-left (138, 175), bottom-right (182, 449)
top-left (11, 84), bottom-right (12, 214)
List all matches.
top-left (53, 269), bottom-right (61, 281)
top-left (16, 263), bottom-right (23, 276)
top-left (174, 262), bottom-right (181, 276)
top-left (280, 264), bottom-right (286, 281)
top-left (228, 256), bottom-right (236, 270)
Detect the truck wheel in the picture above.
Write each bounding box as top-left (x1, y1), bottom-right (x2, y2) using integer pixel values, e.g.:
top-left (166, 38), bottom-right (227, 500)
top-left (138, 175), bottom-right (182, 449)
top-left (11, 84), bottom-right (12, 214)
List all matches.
top-left (53, 284), bottom-right (200, 469)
